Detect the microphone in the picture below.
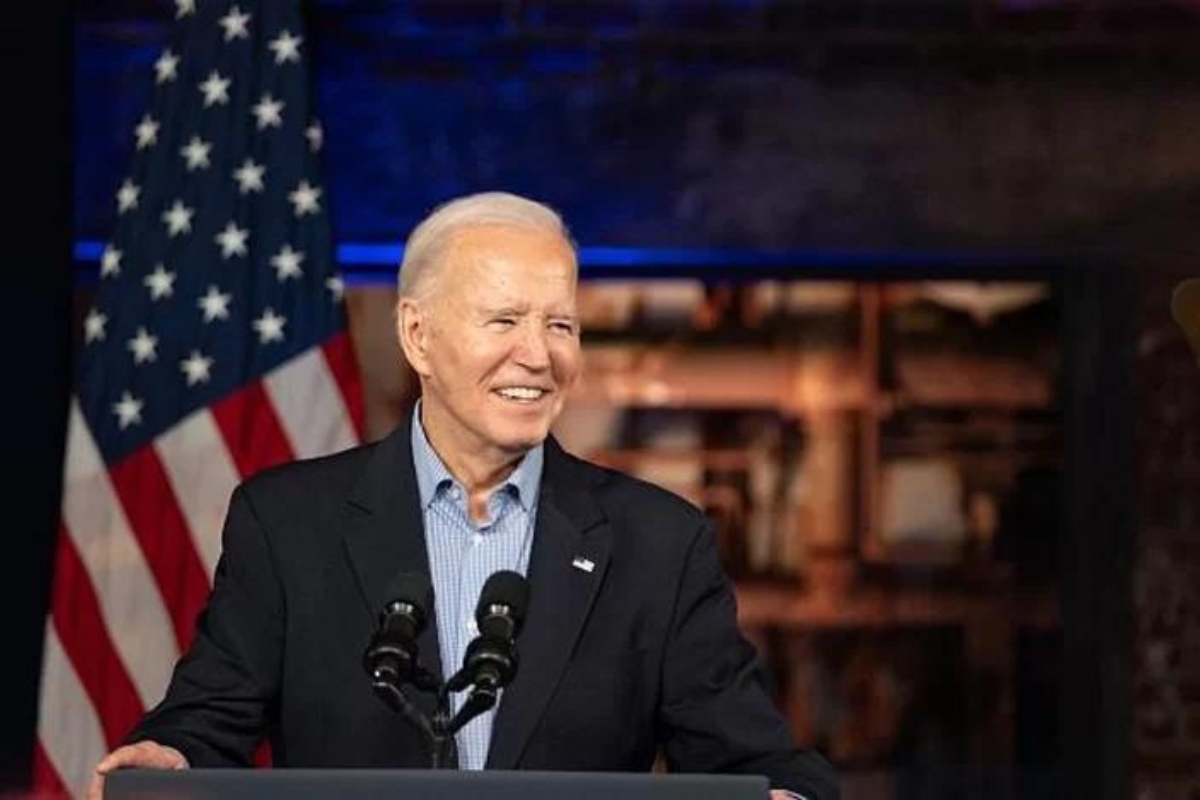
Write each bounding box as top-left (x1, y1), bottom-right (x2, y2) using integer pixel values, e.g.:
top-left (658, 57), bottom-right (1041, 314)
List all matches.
top-left (363, 571), bottom-right (433, 690)
top-left (446, 571), bottom-right (530, 701)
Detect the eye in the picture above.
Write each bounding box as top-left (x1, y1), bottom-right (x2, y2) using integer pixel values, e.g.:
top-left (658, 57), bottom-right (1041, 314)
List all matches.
top-left (490, 317), bottom-right (517, 328)
top-left (549, 320), bottom-right (577, 335)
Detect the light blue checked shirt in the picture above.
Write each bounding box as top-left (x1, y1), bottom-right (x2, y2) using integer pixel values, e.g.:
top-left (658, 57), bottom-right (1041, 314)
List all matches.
top-left (411, 405), bottom-right (541, 771)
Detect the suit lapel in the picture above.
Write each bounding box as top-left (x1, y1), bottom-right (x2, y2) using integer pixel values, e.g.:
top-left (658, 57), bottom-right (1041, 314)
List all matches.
top-left (342, 417), bottom-right (446, 694)
top-left (486, 440), bottom-right (610, 769)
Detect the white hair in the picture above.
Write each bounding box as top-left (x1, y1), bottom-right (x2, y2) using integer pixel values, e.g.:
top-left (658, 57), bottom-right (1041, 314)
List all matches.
top-left (398, 191), bottom-right (576, 300)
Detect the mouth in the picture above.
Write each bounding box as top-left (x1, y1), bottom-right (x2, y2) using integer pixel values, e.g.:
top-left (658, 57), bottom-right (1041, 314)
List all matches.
top-left (493, 386), bottom-right (551, 403)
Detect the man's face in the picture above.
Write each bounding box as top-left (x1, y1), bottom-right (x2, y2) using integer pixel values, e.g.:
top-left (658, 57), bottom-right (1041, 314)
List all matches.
top-left (401, 224), bottom-right (582, 466)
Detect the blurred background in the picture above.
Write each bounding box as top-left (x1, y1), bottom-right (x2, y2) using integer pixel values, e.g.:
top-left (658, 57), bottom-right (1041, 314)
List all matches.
top-left (8, 0), bottom-right (1200, 798)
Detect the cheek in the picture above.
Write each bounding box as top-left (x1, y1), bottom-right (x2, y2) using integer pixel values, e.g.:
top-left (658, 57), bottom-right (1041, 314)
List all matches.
top-left (551, 343), bottom-right (583, 382)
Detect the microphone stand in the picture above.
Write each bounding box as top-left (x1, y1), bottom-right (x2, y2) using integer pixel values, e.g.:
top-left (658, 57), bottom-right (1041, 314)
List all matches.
top-left (370, 664), bottom-right (498, 769)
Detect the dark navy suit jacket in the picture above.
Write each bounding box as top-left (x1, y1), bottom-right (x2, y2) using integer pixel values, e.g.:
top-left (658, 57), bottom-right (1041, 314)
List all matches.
top-left (132, 418), bottom-right (839, 800)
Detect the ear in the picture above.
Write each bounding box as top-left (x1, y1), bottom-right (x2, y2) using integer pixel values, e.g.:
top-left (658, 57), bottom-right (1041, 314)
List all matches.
top-left (396, 296), bottom-right (433, 378)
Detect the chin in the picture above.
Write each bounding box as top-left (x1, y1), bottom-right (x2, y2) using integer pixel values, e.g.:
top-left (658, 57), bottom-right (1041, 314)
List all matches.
top-left (493, 424), bottom-right (552, 454)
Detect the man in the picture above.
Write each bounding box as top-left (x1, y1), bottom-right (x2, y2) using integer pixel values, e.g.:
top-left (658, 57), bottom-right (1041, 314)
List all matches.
top-left (91, 193), bottom-right (838, 800)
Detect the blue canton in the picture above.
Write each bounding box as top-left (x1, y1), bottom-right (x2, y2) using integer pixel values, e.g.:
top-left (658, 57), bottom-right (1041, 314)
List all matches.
top-left (80, 0), bottom-right (343, 464)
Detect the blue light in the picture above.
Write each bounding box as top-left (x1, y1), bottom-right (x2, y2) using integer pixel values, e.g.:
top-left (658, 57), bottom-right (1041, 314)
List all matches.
top-left (74, 239), bottom-right (1057, 284)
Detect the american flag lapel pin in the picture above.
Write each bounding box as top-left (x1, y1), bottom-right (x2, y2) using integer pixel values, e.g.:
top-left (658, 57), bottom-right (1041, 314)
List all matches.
top-left (572, 556), bottom-right (595, 573)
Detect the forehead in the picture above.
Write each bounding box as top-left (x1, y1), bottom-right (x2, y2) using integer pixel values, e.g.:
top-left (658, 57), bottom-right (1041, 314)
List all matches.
top-left (441, 224), bottom-right (577, 299)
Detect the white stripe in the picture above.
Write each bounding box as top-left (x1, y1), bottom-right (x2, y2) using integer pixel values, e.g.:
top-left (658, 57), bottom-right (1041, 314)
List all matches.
top-left (37, 622), bottom-right (110, 800)
top-left (154, 408), bottom-right (240, 580)
top-left (263, 345), bottom-right (357, 459)
top-left (61, 401), bottom-right (179, 707)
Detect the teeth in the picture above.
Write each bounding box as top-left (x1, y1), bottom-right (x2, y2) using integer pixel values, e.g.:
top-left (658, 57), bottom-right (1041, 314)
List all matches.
top-left (497, 387), bottom-right (545, 400)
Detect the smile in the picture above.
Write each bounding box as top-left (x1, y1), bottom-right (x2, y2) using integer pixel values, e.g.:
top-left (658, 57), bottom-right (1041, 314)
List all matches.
top-left (494, 386), bottom-right (548, 402)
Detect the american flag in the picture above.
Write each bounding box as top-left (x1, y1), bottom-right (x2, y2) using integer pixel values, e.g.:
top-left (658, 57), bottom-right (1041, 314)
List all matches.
top-left (34, 1), bottom-right (362, 795)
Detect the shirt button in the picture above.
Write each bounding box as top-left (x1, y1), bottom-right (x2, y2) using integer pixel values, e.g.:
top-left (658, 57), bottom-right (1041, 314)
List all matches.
top-left (466, 619), bottom-right (478, 636)
top-left (470, 533), bottom-right (484, 546)
top-left (448, 486), bottom-right (461, 500)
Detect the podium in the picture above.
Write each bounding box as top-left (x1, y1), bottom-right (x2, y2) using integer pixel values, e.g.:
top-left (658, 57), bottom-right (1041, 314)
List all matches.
top-left (105, 768), bottom-right (770, 799)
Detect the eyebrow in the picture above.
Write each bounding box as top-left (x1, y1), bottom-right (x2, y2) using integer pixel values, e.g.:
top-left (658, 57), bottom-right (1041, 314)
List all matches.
top-left (481, 306), bottom-right (526, 317)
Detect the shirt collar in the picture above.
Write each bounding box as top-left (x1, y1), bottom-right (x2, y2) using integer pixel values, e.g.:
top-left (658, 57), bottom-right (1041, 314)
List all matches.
top-left (410, 400), bottom-right (544, 512)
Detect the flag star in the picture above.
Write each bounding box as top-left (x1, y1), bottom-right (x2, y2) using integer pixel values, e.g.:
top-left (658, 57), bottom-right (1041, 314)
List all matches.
top-left (162, 200), bottom-right (194, 237)
top-left (325, 275), bottom-right (345, 302)
top-left (154, 49), bottom-right (179, 84)
top-left (198, 285), bottom-right (232, 322)
top-left (112, 391), bottom-right (144, 430)
top-left (84, 309), bottom-right (107, 343)
top-left (253, 308), bottom-right (287, 344)
top-left (127, 327), bottom-right (158, 365)
top-left (134, 115), bottom-right (159, 150)
top-left (180, 350), bottom-right (214, 386)
top-left (143, 263), bottom-right (176, 301)
top-left (306, 120), bottom-right (323, 153)
top-left (268, 30), bottom-right (303, 64)
top-left (116, 179), bottom-right (140, 214)
top-left (288, 181), bottom-right (322, 217)
top-left (215, 221), bottom-right (250, 259)
top-left (198, 70), bottom-right (231, 107)
top-left (100, 245), bottom-right (122, 278)
top-left (180, 136), bottom-right (212, 171)
top-left (251, 94), bottom-right (284, 130)
top-left (174, 0), bottom-right (195, 18)
top-left (233, 159), bottom-right (265, 194)
top-left (218, 5), bottom-right (252, 41)
top-left (270, 244), bottom-right (304, 281)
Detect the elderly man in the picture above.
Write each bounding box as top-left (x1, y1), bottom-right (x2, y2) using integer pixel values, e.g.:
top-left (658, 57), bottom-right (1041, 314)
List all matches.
top-left (92, 193), bottom-right (838, 800)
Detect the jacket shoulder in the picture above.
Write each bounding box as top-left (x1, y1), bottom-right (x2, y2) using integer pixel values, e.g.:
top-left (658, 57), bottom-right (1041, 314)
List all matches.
top-left (236, 439), bottom-right (377, 505)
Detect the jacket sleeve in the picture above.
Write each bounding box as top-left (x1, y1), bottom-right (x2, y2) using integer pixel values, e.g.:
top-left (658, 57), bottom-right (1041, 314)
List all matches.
top-left (657, 519), bottom-right (840, 800)
top-left (125, 483), bottom-right (283, 766)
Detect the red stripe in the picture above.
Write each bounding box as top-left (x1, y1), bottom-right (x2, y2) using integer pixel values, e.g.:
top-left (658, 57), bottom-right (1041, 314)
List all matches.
top-left (210, 381), bottom-right (296, 478)
top-left (322, 332), bottom-right (365, 440)
top-left (47, 524), bottom-right (146, 750)
top-left (31, 739), bottom-right (70, 798)
top-left (107, 447), bottom-right (212, 652)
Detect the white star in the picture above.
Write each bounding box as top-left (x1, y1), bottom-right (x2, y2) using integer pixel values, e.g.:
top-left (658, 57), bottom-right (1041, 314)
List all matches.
top-left (162, 200), bottom-right (194, 237)
top-left (198, 285), bottom-right (232, 322)
top-left (215, 222), bottom-right (250, 259)
top-left (253, 308), bottom-right (286, 344)
top-left (116, 179), bottom-right (140, 214)
top-left (112, 391), bottom-right (144, 430)
top-left (233, 159), bottom-right (265, 194)
top-left (288, 181), bottom-right (322, 217)
top-left (127, 327), bottom-right (158, 365)
top-left (179, 350), bottom-right (214, 387)
top-left (305, 119), bottom-right (323, 153)
top-left (154, 49), bottom-right (179, 84)
top-left (268, 30), bottom-right (303, 64)
top-left (180, 136), bottom-right (212, 171)
top-left (84, 309), bottom-right (107, 344)
top-left (325, 275), bottom-right (345, 302)
top-left (198, 70), bottom-right (231, 107)
top-left (218, 6), bottom-right (252, 41)
top-left (134, 115), bottom-right (159, 150)
top-left (100, 245), bottom-right (122, 278)
top-left (270, 244), bottom-right (304, 281)
top-left (174, 0), bottom-right (195, 18)
top-left (143, 263), bottom-right (176, 301)
top-left (251, 94), bottom-right (284, 130)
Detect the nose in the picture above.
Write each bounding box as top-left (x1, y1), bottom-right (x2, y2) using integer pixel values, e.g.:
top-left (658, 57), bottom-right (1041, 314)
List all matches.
top-left (514, 320), bottom-right (551, 371)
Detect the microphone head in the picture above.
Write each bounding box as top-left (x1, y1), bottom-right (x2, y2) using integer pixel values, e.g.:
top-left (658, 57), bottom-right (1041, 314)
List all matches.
top-left (383, 571), bottom-right (434, 626)
top-left (1172, 279), bottom-right (1200, 359)
top-left (475, 570), bottom-right (530, 636)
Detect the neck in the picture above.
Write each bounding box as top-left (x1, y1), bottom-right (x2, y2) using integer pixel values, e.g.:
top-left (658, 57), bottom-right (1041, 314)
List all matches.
top-left (418, 404), bottom-right (523, 496)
